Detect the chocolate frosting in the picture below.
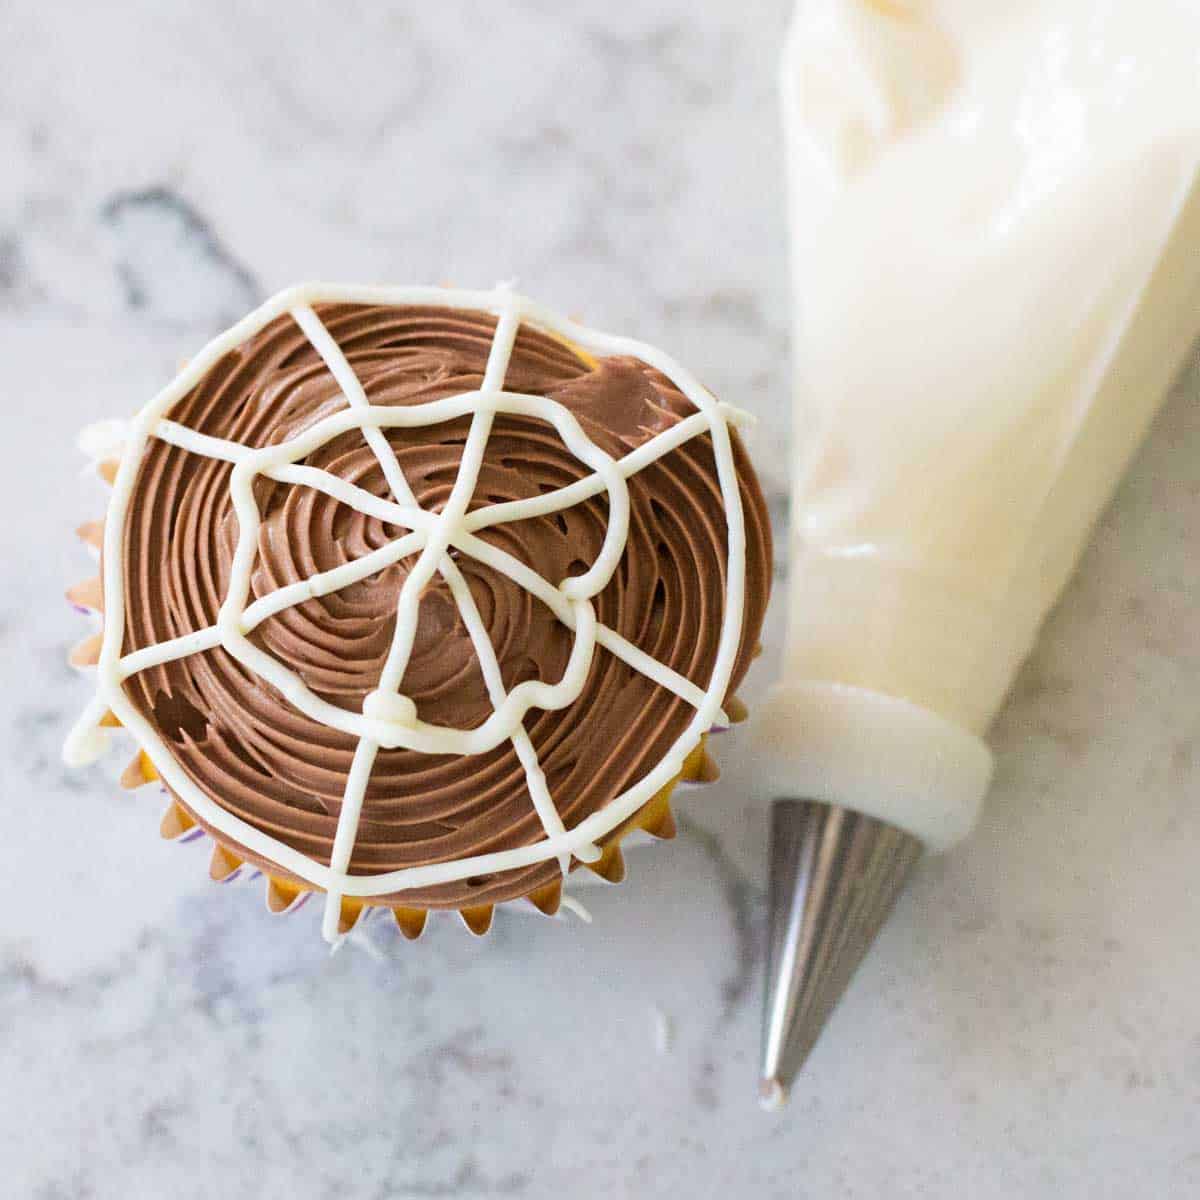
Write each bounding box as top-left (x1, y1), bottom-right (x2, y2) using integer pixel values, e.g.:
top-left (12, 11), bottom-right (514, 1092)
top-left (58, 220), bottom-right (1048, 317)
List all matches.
top-left (117, 305), bottom-right (772, 908)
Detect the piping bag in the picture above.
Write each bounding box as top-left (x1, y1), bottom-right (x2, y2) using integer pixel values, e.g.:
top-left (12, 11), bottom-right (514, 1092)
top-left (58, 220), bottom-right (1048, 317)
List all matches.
top-left (755, 0), bottom-right (1200, 1107)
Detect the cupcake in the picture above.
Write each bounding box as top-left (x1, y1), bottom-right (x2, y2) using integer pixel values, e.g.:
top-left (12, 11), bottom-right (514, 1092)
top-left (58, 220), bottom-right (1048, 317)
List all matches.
top-left (65, 284), bottom-right (772, 942)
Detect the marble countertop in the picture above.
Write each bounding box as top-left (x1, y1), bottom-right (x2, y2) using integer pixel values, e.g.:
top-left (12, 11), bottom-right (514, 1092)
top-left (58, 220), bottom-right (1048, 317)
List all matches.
top-left (3, 2), bottom-right (1198, 1197)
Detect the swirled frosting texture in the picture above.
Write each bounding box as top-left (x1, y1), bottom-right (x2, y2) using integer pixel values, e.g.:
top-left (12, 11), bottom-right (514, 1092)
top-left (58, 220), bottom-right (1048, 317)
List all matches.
top-left (118, 305), bottom-right (771, 908)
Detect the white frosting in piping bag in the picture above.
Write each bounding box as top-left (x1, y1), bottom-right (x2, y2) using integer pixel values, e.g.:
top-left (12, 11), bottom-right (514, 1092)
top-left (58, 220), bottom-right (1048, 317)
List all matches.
top-left (756, 0), bottom-right (1200, 849)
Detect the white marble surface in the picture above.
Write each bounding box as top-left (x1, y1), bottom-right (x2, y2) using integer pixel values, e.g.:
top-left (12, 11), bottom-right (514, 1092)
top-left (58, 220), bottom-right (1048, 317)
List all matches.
top-left (3, 2), bottom-right (1199, 1197)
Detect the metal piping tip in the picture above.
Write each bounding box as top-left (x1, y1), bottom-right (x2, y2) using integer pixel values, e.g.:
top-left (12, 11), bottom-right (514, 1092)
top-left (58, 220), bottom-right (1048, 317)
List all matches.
top-left (759, 798), bottom-right (922, 1104)
top-left (758, 1076), bottom-right (788, 1112)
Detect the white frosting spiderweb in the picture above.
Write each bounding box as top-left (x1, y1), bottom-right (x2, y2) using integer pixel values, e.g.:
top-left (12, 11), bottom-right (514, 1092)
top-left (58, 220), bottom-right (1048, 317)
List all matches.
top-left (65, 283), bottom-right (750, 943)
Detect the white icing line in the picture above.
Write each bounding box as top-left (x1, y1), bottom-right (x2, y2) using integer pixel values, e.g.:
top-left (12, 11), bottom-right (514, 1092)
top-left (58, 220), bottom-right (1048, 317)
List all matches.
top-left (464, 405), bottom-right (745, 534)
top-left (320, 294), bottom-right (518, 939)
top-left (116, 626), bottom-right (224, 679)
top-left (558, 894), bottom-right (593, 924)
top-left (238, 531), bottom-right (426, 627)
top-left (155, 420), bottom-right (429, 530)
top-left (64, 283), bottom-right (746, 940)
top-left (450, 530), bottom-right (722, 719)
top-left (115, 530), bottom-right (428, 684)
top-left (152, 420), bottom-right (255, 464)
top-left (291, 303), bottom-right (417, 505)
top-left (439, 551), bottom-right (600, 872)
top-left (290, 302), bottom-right (432, 940)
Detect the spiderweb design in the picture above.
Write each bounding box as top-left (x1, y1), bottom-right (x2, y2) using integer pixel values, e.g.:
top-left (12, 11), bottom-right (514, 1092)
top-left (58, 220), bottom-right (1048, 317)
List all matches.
top-left (66, 284), bottom-right (749, 943)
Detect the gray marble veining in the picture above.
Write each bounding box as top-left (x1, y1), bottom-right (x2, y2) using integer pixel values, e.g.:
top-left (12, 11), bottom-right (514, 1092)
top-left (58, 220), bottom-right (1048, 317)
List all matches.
top-left (2, 2), bottom-right (1198, 1197)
